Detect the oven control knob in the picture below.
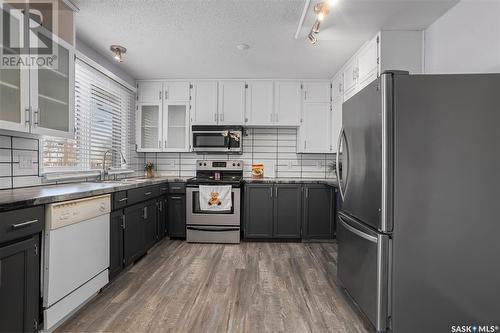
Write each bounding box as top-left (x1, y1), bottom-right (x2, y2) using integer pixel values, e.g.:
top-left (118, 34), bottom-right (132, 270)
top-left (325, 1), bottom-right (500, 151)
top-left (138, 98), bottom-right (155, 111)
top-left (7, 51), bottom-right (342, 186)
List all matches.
top-left (199, 162), bottom-right (202, 166)
top-left (237, 163), bottom-right (240, 166)
top-left (203, 163), bottom-right (207, 166)
top-left (232, 163), bottom-right (236, 166)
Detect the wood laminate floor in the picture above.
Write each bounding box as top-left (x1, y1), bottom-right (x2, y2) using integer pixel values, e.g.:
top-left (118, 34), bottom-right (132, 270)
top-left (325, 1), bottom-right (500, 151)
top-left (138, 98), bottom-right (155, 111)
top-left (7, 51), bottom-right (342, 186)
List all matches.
top-left (56, 240), bottom-right (372, 333)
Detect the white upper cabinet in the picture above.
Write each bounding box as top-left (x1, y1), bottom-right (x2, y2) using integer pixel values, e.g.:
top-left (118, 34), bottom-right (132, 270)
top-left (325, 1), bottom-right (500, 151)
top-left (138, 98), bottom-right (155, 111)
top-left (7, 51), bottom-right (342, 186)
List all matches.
top-left (298, 81), bottom-right (331, 153)
top-left (163, 101), bottom-right (190, 152)
top-left (164, 81), bottom-right (190, 101)
top-left (331, 72), bottom-right (343, 103)
top-left (274, 81), bottom-right (301, 126)
top-left (303, 82), bottom-right (331, 103)
top-left (191, 81), bottom-right (218, 125)
top-left (357, 34), bottom-right (379, 90)
top-left (298, 102), bottom-right (330, 153)
top-left (343, 56), bottom-right (359, 102)
top-left (136, 102), bottom-right (163, 152)
top-left (218, 81), bottom-right (245, 125)
top-left (137, 81), bottom-right (162, 102)
top-left (330, 98), bottom-right (342, 153)
top-left (245, 80), bottom-right (274, 125)
top-left (339, 30), bottom-right (423, 102)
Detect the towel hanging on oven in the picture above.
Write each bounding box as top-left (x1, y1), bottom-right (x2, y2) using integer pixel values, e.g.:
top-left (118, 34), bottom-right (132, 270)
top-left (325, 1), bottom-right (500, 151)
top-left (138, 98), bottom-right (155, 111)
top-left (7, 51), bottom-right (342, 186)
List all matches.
top-left (199, 185), bottom-right (232, 211)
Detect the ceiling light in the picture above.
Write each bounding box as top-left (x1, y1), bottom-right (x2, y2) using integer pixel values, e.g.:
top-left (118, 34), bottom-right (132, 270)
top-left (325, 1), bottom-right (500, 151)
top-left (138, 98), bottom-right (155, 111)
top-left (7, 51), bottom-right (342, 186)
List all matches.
top-left (110, 45), bottom-right (127, 63)
top-left (308, 31), bottom-right (318, 45)
top-left (312, 20), bottom-right (321, 34)
top-left (317, 11), bottom-right (325, 21)
top-left (236, 43), bottom-right (250, 51)
top-left (328, 0), bottom-right (338, 7)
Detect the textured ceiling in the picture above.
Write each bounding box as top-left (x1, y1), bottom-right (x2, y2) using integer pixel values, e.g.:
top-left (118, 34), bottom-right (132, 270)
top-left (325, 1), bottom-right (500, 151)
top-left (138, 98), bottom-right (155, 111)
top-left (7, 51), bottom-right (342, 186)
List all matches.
top-left (74, 0), bottom-right (458, 79)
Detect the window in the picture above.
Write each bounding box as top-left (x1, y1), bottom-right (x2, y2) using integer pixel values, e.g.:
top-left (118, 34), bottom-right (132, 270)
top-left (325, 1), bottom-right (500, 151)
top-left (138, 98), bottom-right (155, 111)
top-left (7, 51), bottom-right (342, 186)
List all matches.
top-left (42, 58), bottom-right (134, 171)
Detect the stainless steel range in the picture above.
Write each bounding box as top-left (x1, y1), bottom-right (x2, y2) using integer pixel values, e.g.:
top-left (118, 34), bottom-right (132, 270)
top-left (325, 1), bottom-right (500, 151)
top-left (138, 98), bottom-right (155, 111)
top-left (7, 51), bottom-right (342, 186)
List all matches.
top-left (186, 160), bottom-right (243, 243)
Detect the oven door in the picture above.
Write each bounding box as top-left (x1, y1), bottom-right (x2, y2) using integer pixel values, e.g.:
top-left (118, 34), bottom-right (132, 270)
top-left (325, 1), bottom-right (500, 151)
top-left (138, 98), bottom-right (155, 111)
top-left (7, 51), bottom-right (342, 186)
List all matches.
top-left (192, 131), bottom-right (229, 152)
top-left (186, 187), bottom-right (241, 226)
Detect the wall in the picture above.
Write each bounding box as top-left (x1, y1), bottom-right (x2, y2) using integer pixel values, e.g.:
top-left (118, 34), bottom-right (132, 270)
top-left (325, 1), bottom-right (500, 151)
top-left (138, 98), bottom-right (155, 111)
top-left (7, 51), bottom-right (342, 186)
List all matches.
top-left (136, 128), bottom-right (336, 179)
top-left (424, 0), bottom-right (500, 73)
top-left (0, 134), bottom-right (41, 189)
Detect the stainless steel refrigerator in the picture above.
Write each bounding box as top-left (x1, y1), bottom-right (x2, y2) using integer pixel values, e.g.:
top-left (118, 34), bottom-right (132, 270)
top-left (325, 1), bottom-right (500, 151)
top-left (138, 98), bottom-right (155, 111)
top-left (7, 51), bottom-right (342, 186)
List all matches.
top-left (336, 71), bottom-right (500, 332)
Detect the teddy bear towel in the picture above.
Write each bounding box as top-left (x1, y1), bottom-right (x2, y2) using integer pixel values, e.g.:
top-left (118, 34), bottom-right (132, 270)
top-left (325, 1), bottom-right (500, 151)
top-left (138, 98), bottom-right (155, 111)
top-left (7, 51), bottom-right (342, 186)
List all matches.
top-left (199, 185), bottom-right (232, 211)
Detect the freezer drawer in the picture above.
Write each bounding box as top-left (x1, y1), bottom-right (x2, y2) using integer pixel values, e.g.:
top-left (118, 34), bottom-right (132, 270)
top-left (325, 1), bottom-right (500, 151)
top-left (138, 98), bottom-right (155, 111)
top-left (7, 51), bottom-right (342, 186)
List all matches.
top-left (337, 212), bottom-right (390, 332)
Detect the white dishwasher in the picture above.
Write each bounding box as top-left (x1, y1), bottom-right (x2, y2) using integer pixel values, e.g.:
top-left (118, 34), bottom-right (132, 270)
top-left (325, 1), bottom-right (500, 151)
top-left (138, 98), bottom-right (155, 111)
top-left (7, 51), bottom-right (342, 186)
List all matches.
top-left (42, 194), bottom-right (111, 331)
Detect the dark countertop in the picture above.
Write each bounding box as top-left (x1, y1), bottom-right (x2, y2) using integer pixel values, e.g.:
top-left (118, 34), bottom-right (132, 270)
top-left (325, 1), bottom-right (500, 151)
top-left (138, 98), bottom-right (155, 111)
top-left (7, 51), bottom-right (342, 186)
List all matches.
top-left (243, 178), bottom-right (338, 187)
top-left (0, 177), bottom-right (189, 212)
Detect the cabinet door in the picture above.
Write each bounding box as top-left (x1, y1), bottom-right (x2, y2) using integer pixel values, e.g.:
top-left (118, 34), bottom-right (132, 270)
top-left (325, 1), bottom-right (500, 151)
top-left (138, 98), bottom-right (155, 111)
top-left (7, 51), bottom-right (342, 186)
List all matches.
top-left (274, 81), bottom-right (301, 126)
top-left (109, 210), bottom-right (124, 280)
top-left (302, 185), bottom-right (334, 239)
top-left (123, 204), bottom-right (146, 266)
top-left (299, 103), bottom-right (330, 153)
top-left (164, 81), bottom-right (190, 101)
top-left (358, 34), bottom-right (379, 90)
top-left (330, 98), bottom-right (343, 153)
top-left (0, 235), bottom-right (39, 333)
top-left (137, 81), bottom-right (162, 102)
top-left (0, 39), bottom-right (30, 133)
top-left (218, 81), bottom-right (245, 125)
top-left (163, 102), bottom-right (190, 152)
top-left (331, 73), bottom-right (343, 103)
top-left (245, 80), bottom-right (274, 125)
top-left (137, 103), bottom-right (163, 152)
top-left (191, 81), bottom-right (218, 125)
top-left (244, 184), bottom-right (273, 238)
top-left (302, 82), bottom-right (330, 103)
top-left (157, 196), bottom-right (168, 239)
top-left (143, 200), bottom-right (157, 251)
top-left (274, 185), bottom-right (301, 238)
top-left (31, 36), bottom-right (75, 138)
top-left (343, 56), bottom-right (359, 101)
top-left (167, 195), bottom-right (186, 238)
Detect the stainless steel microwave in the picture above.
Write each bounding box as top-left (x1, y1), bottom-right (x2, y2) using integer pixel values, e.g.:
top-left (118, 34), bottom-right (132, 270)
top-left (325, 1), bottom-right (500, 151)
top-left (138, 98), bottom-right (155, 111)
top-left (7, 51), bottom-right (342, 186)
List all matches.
top-left (192, 126), bottom-right (243, 154)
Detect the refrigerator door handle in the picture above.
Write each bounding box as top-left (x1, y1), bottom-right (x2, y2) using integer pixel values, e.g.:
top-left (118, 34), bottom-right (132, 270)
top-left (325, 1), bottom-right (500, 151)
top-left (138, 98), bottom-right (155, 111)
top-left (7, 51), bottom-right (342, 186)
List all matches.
top-left (336, 128), bottom-right (348, 200)
top-left (339, 216), bottom-right (378, 243)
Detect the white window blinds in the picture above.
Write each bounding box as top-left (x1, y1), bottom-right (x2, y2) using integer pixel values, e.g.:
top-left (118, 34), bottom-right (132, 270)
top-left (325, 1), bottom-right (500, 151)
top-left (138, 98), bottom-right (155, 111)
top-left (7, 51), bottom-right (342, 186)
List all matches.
top-left (42, 58), bottom-right (134, 171)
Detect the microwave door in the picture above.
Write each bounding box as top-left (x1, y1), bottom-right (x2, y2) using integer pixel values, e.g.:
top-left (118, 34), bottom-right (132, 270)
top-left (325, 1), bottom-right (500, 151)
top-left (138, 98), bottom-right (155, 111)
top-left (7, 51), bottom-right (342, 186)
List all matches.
top-left (193, 132), bottom-right (227, 150)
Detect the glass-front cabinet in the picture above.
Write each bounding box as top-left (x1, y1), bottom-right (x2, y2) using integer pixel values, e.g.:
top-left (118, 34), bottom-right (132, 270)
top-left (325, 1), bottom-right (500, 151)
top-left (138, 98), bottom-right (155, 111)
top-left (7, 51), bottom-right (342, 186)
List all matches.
top-left (136, 82), bottom-right (191, 152)
top-left (0, 2), bottom-right (75, 138)
top-left (136, 103), bottom-right (163, 152)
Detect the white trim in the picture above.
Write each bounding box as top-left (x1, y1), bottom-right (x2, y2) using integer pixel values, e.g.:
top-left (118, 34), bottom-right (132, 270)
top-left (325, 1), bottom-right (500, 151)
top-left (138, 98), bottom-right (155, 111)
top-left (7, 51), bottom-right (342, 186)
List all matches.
top-left (61, 0), bottom-right (80, 12)
top-left (295, 0), bottom-right (311, 39)
top-left (42, 170), bottom-right (101, 181)
top-left (76, 51), bottom-right (137, 92)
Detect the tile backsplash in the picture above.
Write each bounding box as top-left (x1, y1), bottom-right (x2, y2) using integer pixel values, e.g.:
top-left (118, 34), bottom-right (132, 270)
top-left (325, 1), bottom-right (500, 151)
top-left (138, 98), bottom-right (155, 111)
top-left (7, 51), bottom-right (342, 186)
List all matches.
top-left (136, 128), bottom-right (336, 179)
top-left (0, 134), bottom-right (41, 189)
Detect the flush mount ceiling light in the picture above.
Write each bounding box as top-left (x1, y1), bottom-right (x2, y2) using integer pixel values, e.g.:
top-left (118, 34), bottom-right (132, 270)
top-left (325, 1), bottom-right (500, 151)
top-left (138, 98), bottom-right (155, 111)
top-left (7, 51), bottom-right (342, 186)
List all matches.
top-left (308, 1), bottom-right (332, 45)
top-left (110, 45), bottom-right (127, 62)
top-left (236, 43), bottom-right (250, 51)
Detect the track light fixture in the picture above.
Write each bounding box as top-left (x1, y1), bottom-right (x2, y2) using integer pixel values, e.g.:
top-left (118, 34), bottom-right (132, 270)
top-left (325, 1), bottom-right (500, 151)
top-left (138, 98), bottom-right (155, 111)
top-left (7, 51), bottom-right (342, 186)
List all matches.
top-left (308, 1), bottom-right (333, 45)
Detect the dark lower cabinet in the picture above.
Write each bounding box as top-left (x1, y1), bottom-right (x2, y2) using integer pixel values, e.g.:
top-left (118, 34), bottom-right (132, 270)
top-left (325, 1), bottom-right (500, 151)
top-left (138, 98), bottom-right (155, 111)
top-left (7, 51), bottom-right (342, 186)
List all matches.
top-left (123, 203), bottom-right (146, 266)
top-left (274, 185), bottom-right (302, 238)
top-left (167, 195), bottom-right (186, 238)
top-left (0, 235), bottom-right (39, 333)
top-left (244, 184), bottom-right (274, 238)
top-left (302, 184), bottom-right (335, 240)
top-left (144, 200), bottom-right (158, 250)
top-left (244, 184), bottom-right (301, 239)
top-left (109, 210), bottom-right (124, 280)
top-left (157, 196), bottom-right (168, 239)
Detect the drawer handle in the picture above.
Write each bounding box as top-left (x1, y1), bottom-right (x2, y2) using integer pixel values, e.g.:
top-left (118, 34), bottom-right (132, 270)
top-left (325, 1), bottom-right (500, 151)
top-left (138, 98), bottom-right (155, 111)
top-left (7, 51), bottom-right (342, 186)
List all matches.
top-left (118, 197), bottom-right (128, 202)
top-left (144, 192), bottom-right (152, 196)
top-left (170, 196), bottom-right (182, 200)
top-left (160, 187), bottom-right (168, 191)
top-left (11, 219), bottom-right (39, 230)
top-left (171, 187), bottom-right (181, 190)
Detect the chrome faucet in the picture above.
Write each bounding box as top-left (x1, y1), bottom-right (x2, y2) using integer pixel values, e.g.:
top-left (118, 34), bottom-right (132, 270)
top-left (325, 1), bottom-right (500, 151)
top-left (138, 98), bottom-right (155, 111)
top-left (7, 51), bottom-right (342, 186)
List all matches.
top-left (101, 149), bottom-right (127, 180)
